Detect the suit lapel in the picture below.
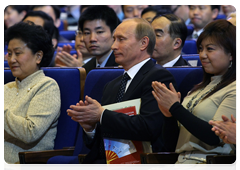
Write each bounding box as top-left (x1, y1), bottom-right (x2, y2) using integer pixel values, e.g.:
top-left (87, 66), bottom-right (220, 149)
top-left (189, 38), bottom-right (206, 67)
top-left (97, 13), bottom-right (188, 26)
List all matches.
top-left (122, 59), bottom-right (155, 100)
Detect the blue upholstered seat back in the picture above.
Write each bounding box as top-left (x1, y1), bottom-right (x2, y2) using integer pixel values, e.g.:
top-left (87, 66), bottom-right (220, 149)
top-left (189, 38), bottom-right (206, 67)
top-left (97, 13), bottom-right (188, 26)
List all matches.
top-left (57, 42), bottom-right (75, 49)
top-left (84, 68), bottom-right (124, 103)
top-left (59, 30), bottom-right (76, 41)
top-left (4, 60), bottom-right (9, 68)
top-left (182, 40), bottom-right (197, 54)
top-left (84, 67), bottom-right (203, 104)
top-left (4, 67), bottom-right (81, 149)
top-left (166, 67), bottom-right (203, 101)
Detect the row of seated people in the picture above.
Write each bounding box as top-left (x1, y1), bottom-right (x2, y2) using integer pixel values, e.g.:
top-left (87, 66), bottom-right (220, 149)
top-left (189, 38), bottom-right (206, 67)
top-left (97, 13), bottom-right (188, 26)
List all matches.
top-left (4, 15), bottom-right (235, 164)
top-left (4, 66), bottom-right (203, 164)
top-left (4, 64), bottom-right (235, 169)
top-left (4, 5), bottom-right (236, 63)
top-left (4, 5), bottom-right (234, 32)
top-left (4, 54), bottom-right (201, 69)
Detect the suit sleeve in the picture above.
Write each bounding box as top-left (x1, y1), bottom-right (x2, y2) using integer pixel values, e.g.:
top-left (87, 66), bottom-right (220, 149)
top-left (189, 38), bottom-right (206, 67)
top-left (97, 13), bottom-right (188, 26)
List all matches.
top-left (101, 69), bottom-right (178, 144)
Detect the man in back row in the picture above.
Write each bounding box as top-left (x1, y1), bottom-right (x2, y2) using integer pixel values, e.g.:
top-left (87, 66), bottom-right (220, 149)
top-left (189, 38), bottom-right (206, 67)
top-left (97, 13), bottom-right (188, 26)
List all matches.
top-left (67, 18), bottom-right (179, 164)
top-left (151, 14), bottom-right (190, 67)
top-left (188, 5), bottom-right (220, 39)
top-left (55, 5), bottom-right (120, 74)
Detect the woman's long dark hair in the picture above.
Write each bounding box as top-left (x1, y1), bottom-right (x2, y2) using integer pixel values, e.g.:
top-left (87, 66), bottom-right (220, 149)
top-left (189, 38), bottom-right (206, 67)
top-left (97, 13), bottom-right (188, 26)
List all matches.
top-left (190, 20), bottom-right (236, 99)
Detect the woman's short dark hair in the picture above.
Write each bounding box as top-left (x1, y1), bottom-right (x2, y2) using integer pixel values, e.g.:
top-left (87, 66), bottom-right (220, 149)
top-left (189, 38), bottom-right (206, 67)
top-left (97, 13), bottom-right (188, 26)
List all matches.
top-left (78, 5), bottom-right (120, 33)
top-left (5, 21), bottom-right (54, 67)
top-left (191, 19), bottom-right (236, 98)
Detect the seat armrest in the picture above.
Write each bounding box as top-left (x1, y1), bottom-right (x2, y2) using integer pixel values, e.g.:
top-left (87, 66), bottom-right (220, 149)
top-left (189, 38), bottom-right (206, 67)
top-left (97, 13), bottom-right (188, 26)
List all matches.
top-left (78, 154), bottom-right (87, 164)
top-left (19, 148), bottom-right (74, 164)
top-left (206, 155), bottom-right (236, 164)
top-left (141, 152), bottom-right (179, 164)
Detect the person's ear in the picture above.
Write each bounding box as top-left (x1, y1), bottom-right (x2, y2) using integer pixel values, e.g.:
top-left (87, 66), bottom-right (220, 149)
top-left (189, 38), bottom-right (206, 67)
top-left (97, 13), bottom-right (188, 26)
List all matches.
top-left (19, 10), bottom-right (27, 20)
top-left (140, 36), bottom-right (149, 51)
top-left (35, 51), bottom-right (43, 64)
top-left (212, 8), bottom-right (219, 20)
top-left (55, 19), bottom-right (61, 28)
top-left (173, 38), bottom-right (182, 50)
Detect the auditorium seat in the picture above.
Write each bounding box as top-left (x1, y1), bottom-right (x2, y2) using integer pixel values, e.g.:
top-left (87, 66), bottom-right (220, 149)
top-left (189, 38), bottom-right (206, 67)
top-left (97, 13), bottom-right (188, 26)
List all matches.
top-left (3, 67), bottom-right (86, 163)
top-left (47, 67), bottom-right (123, 170)
top-left (4, 60), bottom-right (9, 68)
top-left (215, 14), bottom-right (226, 20)
top-left (182, 40), bottom-right (197, 54)
top-left (187, 25), bottom-right (194, 37)
top-left (182, 54), bottom-right (201, 66)
top-left (58, 42), bottom-right (75, 49)
top-left (18, 66), bottom-right (202, 164)
top-left (59, 30), bottom-right (76, 41)
top-left (166, 66), bottom-right (203, 101)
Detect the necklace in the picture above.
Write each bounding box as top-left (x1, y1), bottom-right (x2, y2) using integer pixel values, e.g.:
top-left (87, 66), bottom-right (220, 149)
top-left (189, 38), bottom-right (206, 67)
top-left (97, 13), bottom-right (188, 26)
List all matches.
top-left (186, 82), bottom-right (221, 113)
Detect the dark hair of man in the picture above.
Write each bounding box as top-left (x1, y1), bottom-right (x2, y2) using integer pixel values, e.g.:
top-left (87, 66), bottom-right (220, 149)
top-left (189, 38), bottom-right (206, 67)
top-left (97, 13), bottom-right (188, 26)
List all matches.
top-left (191, 20), bottom-right (236, 99)
top-left (152, 14), bottom-right (187, 48)
top-left (80, 5), bottom-right (92, 14)
top-left (153, 5), bottom-right (172, 16)
top-left (4, 5), bottom-right (30, 13)
top-left (133, 18), bottom-right (156, 55)
top-left (5, 21), bottom-right (54, 67)
top-left (141, 6), bottom-right (158, 17)
top-left (78, 5), bottom-right (120, 33)
top-left (210, 5), bottom-right (221, 11)
top-left (22, 11), bottom-right (55, 39)
top-left (30, 5), bottom-right (61, 19)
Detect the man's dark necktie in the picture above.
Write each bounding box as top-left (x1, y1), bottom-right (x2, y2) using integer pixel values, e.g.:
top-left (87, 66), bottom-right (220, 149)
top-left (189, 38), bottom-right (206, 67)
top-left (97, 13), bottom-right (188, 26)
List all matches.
top-left (115, 73), bottom-right (130, 102)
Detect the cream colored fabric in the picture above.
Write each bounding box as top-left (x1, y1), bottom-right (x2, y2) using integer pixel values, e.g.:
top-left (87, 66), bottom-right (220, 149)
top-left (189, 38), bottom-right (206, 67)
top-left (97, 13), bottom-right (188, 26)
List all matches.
top-left (151, 76), bottom-right (238, 170)
top-left (176, 75), bottom-right (236, 161)
top-left (4, 70), bottom-right (61, 164)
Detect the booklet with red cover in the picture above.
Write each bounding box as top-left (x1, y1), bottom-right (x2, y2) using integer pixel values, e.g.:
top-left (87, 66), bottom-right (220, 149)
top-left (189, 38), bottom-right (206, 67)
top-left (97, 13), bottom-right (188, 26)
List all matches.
top-left (102, 98), bottom-right (152, 164)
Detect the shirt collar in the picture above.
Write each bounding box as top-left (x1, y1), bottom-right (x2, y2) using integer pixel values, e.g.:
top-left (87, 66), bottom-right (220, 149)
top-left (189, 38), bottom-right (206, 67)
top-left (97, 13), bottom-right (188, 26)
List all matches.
top-left (193, 28), bottom-right (204, 37)
top-left (161, 55), bottom-right (181, 67)
top-left (96, 50), bottom-right (113, 67)
top-left (124, 58), bottom-right (150, 80)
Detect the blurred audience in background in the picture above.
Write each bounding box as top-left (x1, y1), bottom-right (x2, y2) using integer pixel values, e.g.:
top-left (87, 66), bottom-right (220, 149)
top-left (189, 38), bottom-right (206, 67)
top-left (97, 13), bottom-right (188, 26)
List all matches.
top-left (30, 5), bottom-right (61, 28)
top-left (4, 5), bottom-right (29, 30)
top-left (122, 5), bottom-right (148, 19)
top-left (141, 6), bottom-right (172, 23)
top-left (108, 5), bottom-right (124, 21)
top-left (221, 5), bottom-right (236, 17)
top-left (22, 11), bottom-right (58, 49)
top-left (227, 11), bottom-right (236, 26)
top-left (188, 5), bottom-right (220, 40)
top-left (171, 5), bottom-right (191, 25)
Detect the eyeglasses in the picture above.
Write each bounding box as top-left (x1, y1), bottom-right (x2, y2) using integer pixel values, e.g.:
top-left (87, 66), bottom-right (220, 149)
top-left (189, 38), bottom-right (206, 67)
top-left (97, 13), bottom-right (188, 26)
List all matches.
top-left (172, 5), bottom-right (181, 14)
top-left (75, 30), bottom-right (83, 37)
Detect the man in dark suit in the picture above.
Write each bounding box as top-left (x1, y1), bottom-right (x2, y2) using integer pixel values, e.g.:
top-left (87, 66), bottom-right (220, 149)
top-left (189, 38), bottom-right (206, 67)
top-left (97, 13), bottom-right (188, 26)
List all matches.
top-left (79, 5), bottom-right (120, 74)
top-left (151, 14), bottom-right (191, 67)
top-left (67, 18), bottom-right (179, 163)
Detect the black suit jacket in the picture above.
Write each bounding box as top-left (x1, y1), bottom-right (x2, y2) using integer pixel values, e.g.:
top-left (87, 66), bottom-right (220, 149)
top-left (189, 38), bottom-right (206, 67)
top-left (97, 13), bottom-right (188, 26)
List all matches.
top-left (173, 55), bottom-right (191, 66)
top-left (82, 59), bottom-right (179, 163)
top-left (82, 52), bottom-right (119, 74)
